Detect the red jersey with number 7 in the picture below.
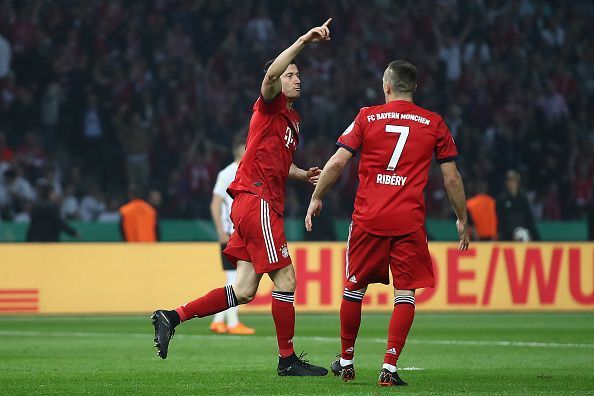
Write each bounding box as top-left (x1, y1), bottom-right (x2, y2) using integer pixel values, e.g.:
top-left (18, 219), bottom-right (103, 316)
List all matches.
top-left (227, 92), bottom-right (300, 216)
top-left (336, 100), bottom-right (458, 236)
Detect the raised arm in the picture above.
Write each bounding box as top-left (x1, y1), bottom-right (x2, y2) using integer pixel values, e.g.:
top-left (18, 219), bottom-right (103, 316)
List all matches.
top-left (440, 161), bottom-right (470, 251)
top-left (305, 148), bottom-right (353, 231)
top-left (261, 18), bottom-right (332, 101)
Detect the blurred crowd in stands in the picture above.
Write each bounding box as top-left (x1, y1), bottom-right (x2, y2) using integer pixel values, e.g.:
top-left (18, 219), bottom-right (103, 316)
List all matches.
top-left (0, 0), bottom-right (593, 227)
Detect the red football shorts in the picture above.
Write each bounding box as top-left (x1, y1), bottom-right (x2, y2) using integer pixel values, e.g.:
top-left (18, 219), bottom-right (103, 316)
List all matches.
top-left (344, 222), bottom-right (434, 291)
top-left (223, 193), bottom-right (292, 275)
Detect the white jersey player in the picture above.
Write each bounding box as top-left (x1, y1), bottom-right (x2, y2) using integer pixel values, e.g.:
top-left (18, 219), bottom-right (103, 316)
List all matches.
top-left (209, 135), bottom-right (255, 335)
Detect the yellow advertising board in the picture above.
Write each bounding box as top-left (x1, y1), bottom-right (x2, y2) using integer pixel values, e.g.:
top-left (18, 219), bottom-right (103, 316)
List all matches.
top-left (0, 243), bottom-right (592, 314)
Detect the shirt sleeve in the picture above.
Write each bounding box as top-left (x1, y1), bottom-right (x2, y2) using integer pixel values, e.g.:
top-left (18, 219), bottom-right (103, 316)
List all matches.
top-left (336, 110), bottom-right (364, 155)
top-left (434, 117), bottom-right (459, 163)
top-left (254, 92), bottom-right (286, 114)
top-left (212, 171), bottom-right (228, 198)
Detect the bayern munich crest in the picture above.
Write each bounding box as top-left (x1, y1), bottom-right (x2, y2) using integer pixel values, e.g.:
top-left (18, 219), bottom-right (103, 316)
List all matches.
top-left (280, 244), bottom-right (289, 258)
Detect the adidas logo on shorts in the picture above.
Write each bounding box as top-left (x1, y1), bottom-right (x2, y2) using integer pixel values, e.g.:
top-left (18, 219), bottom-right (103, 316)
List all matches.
top-left (348, 275), bottom-right (357, 283)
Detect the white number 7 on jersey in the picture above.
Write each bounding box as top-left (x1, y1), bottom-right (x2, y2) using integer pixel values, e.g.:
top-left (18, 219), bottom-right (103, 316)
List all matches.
top-left (386, 125), bottom-right (409, 171)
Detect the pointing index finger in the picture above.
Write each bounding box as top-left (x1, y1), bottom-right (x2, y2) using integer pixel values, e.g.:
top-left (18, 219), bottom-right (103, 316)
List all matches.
top-left (322, 18), bottom-right (332, 27)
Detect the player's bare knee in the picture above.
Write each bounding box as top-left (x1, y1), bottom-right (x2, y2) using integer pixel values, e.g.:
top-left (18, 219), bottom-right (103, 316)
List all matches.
top-left (270, 265), bottom-right (296, 292)
top-left (275, 273), bottom-right (296, 292)
top-left (233, 287), bottom-right (256, 304)
top-left (232, 281), bottom-right (258, 304)
top-left (238, 293), bottom-right (255, 304)
top-left (394, 288), bottom-right (415, 297)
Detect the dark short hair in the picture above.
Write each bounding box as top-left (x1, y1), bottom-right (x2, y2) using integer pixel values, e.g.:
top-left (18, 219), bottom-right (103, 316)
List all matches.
top-left (128, 184), bottom-right (142, 199)
top-left (263, 58), bottom-right (297, 74)
top-left (36, 178), bottom-right (53, 200)
top-left (506, 170), bottom-right (521, 181)
top-left (3, 167), bottom-right (16, 179)
top-left (384, 60), bottom-right (417, 94)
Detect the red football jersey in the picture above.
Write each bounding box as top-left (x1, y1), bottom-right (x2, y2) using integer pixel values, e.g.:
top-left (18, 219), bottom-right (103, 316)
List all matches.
top-left (337, 100), bottom-right (458, 236)
top-left (228, 93), bottom-right (300, 216)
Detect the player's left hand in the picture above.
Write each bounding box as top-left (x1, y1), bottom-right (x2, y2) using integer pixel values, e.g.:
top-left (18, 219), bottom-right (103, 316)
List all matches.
top-left (305, 198), bottom-right (322, 231)
top-left (456, 219), bottom-right (470, 251)
top-left (306, 167), bottom-right (321, 185)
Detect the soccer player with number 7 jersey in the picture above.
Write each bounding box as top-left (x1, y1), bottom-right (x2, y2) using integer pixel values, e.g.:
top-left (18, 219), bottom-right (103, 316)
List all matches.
top-left (305, 60), bottom-right (470, 386)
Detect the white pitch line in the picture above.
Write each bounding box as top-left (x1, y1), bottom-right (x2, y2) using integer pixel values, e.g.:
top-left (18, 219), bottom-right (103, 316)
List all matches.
top-left (1, 331), bottom-right (593, 350)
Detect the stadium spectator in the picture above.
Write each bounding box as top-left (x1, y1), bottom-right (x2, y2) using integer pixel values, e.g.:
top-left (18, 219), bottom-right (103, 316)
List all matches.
top-left (541, 183), bottom-right (562, 221)
top-left (0, 166), bottom-right (35, 220)
top-left (79, 183), bottom-right (106, 221)
top-left (467, 181), bottom-right (498, 241)
top-left (40, 81), bottom-right (63, 149)
top-left (245, 6), bottom-right (275, 48)
top-left (434, 23), bottom-right (472, 83)
top-left (61, 183), bottom-right (80, 220)
top-left (147, 189), bottom-right (162, 213)
top-left (496, 170), bottom-right (540, 241)
top-left (26, 179), bottom-right (78, 242)
top-left (0, 33), bottom-right (10, 79)
top-left (0, 0), bottom-right (591, 228)
top-left (97, 197), bottom-right (121, 223)
top-left (0, 131), bottom-right (13, 162)
top-left (81, 94), bottom-right (106, 177)
top-left (119, 185), bottom-right (159, 242)
top-left (15, 131), bottom-right (46, 178)
top-left (14, 199), bottom-right (31, 223)
top-left (114, 105), bottom-right (155, 190)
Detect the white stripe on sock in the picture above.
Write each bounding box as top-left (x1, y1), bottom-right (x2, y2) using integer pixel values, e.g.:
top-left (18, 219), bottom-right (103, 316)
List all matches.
top-left (226, 285), bottom-right (237, 307)
top-left (225, 286), bottom-right (231, 307)
top-left (394, 296), bottom-right (415, 306)
top-left (343, 291), bottom-right (364, 301)
top-left (272, 293), bottom-right (294, 303)
top-left (344, 289), bottom-right (365, 297)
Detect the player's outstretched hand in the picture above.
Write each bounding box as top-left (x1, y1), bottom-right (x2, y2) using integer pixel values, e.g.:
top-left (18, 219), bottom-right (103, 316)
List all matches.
top-left (300, 18), bottom-right (332, 44)
top-left (456, 219), bottom-right (470, 251)
top-left (305, 198), bottom-right (323, 232)
top-left (306, 167), bottom-right (322, 185)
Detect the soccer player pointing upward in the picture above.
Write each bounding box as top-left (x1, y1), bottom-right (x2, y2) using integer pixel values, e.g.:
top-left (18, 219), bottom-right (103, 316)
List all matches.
top-left (152, 19), bottom-right (332, 377)
top-left (305, 60), bottom-right (470, 386)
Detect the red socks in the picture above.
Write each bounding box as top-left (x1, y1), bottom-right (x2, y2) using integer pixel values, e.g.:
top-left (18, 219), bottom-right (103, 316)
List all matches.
top-left (384, 295), bottom-right (415, 368)
top-left (175, 285), bottom-right (238, 321)
top-left (340, 288), bottom-right (365, 360)
top-left (271, 291), bottom-right (295, 357)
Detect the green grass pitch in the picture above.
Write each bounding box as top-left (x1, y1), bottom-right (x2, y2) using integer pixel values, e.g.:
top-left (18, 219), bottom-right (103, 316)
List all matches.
top-left (1, 313), bottom-right (593, 394)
